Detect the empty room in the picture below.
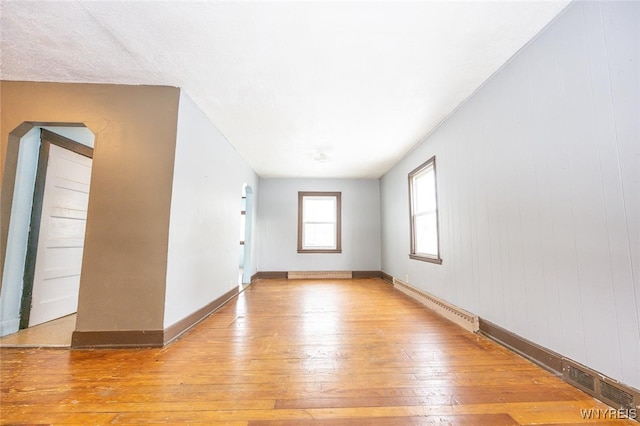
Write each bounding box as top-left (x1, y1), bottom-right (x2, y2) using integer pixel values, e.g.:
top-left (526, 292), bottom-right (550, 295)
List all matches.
top-left (0, 0), bottom-right (638, 424)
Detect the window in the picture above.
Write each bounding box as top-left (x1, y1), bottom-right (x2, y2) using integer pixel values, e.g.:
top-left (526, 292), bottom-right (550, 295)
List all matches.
top-left (298, 192), bottom-right (341, 253)
top-left (409, 157), bottom-right (441, 264)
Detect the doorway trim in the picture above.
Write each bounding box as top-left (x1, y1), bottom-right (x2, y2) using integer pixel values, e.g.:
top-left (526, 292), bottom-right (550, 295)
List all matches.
top-left (19, 129), bottom-right (93, 329)
top-left (241, 185), bottom-right (254, 286)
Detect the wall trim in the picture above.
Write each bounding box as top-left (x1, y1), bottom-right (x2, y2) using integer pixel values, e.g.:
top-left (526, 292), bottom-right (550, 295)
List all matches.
top-left (71, 330), bottom-right (164, 349)
top-left (380, 271), bottom-right (394, 284)
top-left (254, 271), bottom-right (288, 279)
top-left (163, 286), bottom-right (239, 345)
top-left (352, 271), bottom-right (382, 278)
top-left (479, 318), bottom-right (563, 374)
top-left (72, 287), bottom-right (239, 349)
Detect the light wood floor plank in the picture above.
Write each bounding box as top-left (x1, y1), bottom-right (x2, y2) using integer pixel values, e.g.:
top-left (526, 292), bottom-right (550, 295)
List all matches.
top-left (0, 278), bottom-right (635, 424)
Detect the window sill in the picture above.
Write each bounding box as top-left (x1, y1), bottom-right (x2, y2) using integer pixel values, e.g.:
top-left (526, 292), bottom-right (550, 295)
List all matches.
top-left (298, 249), bottom-right (342, 254)
top-left (409, 254), bottom-right (442, 264)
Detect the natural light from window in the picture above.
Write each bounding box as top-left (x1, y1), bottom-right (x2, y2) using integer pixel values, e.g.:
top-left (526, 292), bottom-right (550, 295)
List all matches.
top-left (409, 157), bottom-right (441, 263)
top-left (298, 192), bottom-right (341, 253)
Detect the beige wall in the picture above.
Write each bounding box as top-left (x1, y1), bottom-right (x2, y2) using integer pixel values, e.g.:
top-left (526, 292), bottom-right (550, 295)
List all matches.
top-left (1, 81), bottom-right (180, 332)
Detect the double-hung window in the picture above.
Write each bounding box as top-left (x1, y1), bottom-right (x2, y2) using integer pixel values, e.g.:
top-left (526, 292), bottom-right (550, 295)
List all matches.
top-left (409, 157), bottom-right (441, 264)
top-left (298, 192), bottom-right (341, 253)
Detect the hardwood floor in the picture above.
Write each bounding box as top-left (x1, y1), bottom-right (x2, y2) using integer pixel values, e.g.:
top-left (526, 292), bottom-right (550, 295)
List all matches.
top-left (0, 314), bottom-right (75, 348)
top-left (0, 278), bottom-right (634, 424)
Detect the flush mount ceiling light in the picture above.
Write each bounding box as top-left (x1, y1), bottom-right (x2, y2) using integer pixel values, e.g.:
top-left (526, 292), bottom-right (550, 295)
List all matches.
top-left (313, 152), bottom-right (329, 163)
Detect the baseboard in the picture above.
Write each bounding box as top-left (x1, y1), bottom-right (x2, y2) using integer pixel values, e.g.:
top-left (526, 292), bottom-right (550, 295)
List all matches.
top-left (352, 271), bottom-right (382, 278)
top-left (254, 271), bottom-right (288, 279)
top-left (163, 286), bottom-right (239, 345)
top-left (72, 287), bottom-right (239, 349)
top-left (479, 318), bottom-right (562, 374)
top-left (480, 319), bottom-right (640, 422)
top-left (380, 271), bottom-right (393, 284)
top-left (71, 329), bottom-right (164, 349)
top-left (393, 278), bottom-right (479, 332)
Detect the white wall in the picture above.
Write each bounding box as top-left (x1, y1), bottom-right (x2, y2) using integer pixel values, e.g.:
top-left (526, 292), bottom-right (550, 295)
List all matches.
top-left (164, 90), bottom-right (259, 328)
top-left (258, 178), bottom-right (381, 272)
top-left (380, 1), bottom-right (639, 389)
top-left (0, 128), bottom-right (40, 335)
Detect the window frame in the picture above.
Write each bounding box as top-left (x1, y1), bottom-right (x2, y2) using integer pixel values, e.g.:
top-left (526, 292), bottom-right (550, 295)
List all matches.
top-left (297, 191), bottom-right (342, 254)
top-left (408, 156), bottom-right (442, 264)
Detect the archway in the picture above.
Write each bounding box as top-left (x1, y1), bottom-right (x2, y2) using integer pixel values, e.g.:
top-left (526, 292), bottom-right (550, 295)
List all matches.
top-left (0, 123), bottom-right (94, 337)
top-left (238, 184), bottom-right (254, 288)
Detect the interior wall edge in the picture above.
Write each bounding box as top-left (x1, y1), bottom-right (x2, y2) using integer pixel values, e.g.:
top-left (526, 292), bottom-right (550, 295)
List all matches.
top-left (163, 286), bottom-right (239, 345)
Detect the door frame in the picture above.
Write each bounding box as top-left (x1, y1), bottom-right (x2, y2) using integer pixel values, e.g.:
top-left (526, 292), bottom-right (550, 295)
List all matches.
top-left (241, 185), bottom-right (254, 285)
top-left (19, 129), bottom-right (93, 329)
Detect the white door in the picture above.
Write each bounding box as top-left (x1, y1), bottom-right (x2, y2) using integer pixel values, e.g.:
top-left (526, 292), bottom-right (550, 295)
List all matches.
top-left (28, 144), bottom-right (92, 326)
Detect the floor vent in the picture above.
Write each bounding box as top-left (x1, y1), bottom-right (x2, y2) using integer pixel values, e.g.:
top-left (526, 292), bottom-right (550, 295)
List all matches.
top-left (601, 380), bottom-right (635, 410)
top-left (565, 363), bottom-right (596, 392)
top-left (600, 378), bottom-right (638, 413)
top-left (564, 359), bottom-right (640, 419)
top-left (393, 278), bottom-right (479, 333)
top-left (288, 271), bottom-right (353, 280)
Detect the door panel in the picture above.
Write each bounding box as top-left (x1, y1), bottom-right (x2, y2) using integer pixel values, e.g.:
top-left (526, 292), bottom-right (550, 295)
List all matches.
top-left (28, 144), bottom-right (92, 327)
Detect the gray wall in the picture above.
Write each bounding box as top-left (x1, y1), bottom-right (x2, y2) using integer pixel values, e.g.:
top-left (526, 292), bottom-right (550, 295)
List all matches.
top-left (258, 178), bottom-right (381, 272)
top-left (380, 1), bottom-right (639, 389)
top-left (164, 91), bottom-right (259, 328)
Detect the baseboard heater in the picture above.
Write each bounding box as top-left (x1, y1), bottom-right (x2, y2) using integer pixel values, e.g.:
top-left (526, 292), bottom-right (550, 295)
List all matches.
top-left (288, 271), bottom-right (353, 279)
top-left (393, 278), bottom-right (479, 333)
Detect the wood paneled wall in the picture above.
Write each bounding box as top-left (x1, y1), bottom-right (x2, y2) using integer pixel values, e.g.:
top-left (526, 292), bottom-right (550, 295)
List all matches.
top-left (380, 1), bottom-right (639, 390)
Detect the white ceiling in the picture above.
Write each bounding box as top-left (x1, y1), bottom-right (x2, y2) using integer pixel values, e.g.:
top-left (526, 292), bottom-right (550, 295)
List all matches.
top-left (1, 1), bottom-right (570, 178)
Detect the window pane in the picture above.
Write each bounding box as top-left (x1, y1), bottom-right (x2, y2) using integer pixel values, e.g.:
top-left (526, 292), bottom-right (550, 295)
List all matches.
top-left (304, 223), bottom-right (336, 248)
top-left (409, 158), bottom-right (440, 262)
top-left (298, 191), bottom-right (341, 253)
top-left (414, 167), bottom-right (436, 213)
top-left (303, 197), bottom-right (336, 222)
top-left (415, 213), bottom-right (437, 255)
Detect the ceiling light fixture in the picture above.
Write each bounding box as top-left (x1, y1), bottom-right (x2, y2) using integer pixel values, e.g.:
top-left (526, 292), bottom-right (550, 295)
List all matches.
top-left (314, 152), bottom-right (329, 163)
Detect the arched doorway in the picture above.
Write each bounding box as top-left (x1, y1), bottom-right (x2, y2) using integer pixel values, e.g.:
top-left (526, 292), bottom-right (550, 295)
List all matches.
top-left (0, 123), bottom-right (94, 337)
top-left (238, 184), bottom-right (254, 289)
